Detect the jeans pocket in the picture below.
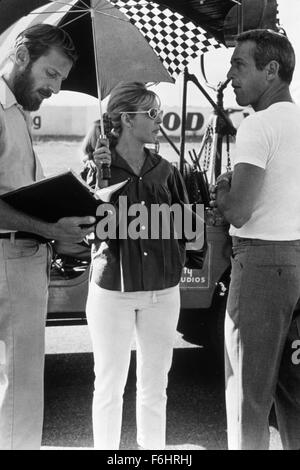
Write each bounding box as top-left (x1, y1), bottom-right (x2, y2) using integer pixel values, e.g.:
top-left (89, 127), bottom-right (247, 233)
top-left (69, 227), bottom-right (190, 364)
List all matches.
top-left (230, 254), bottom-right (245, 270)
top-left (3, 240), bottom-right (41, 260)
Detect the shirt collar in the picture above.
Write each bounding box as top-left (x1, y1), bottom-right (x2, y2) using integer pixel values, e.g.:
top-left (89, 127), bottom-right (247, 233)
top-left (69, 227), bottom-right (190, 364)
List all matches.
top-left (0, 75), bottom-right (18, 109)
top-left (112, 147), bottom-right (161, 176)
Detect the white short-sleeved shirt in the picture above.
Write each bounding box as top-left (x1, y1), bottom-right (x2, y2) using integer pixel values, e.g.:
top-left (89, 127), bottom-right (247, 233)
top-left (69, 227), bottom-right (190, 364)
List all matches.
top-left (230, 101), bottom-right (300, 240)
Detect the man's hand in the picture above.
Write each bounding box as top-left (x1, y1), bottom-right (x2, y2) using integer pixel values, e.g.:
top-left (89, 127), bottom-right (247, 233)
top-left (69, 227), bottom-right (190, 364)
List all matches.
top-left (206, 207), bottom-right (229, 226)
top-left (209, 171), bottom-right (233, 209)
top-left (208, 171), bottom-right (233, 225)
top-left (216, 171), bottom-right (233, 186)
top-left (210, 164), bottom-right (265, 228)
top-left (209, 183), bottom-right (218, 208)
top-left (48, 216), bottom-right (96, 242)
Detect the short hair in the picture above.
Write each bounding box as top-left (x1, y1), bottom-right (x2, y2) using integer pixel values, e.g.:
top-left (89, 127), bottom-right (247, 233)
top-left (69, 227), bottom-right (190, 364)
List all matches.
top-left (236, 29), bottom-right (295, 84)
top-left (107, 81), bottom-right (160, 137)
top-left (14, 23), bottom-right (78, 65)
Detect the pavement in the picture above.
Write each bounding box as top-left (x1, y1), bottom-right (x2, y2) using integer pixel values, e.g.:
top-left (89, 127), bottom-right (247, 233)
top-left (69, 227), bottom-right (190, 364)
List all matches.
top-left (43, 325), bottom-right (282, 451)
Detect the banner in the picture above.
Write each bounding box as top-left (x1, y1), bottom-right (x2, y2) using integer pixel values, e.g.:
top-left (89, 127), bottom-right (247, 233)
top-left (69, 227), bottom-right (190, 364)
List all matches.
top-left (31, 105), bottom-right (246, 138)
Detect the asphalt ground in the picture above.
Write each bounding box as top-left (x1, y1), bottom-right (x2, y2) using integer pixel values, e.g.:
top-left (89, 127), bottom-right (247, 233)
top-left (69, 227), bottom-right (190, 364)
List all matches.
top-left (42, 326), bottom-right (282, 451)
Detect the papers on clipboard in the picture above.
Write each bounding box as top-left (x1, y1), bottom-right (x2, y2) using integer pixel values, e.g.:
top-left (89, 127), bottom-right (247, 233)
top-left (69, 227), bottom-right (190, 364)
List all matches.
top-left (94, 179), bottom-right (129, 202)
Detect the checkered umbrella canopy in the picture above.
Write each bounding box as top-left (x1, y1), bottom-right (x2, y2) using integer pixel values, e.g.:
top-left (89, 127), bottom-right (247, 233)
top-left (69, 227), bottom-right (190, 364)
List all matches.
top-left (0, 0), bottom-right (224, 100)
top-left (112, 0), bottom-right (223, 79)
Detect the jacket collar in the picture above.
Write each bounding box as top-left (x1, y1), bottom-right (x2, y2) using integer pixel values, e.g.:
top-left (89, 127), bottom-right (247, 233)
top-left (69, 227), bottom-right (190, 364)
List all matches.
top-left (111, 147), bottom-right (161, 176)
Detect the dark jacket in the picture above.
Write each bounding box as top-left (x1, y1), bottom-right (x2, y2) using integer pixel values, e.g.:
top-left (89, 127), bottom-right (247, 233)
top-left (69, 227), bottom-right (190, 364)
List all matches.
top-left (91, 147), bottom-right (189, 292)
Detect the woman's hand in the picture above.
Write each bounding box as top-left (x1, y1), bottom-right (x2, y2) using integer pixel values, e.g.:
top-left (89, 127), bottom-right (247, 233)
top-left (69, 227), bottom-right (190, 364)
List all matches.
top-left (93, 138), bottom-right (112, 170)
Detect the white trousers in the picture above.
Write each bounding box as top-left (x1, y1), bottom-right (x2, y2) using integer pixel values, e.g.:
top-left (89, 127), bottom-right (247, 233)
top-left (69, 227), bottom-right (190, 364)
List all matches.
top-left (86, 282), bottom-right (180, 450)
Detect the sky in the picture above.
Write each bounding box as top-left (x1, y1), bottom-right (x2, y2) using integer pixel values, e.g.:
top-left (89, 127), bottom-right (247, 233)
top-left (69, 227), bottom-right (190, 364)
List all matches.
top-left (45, 0), bottom-right (300, 109)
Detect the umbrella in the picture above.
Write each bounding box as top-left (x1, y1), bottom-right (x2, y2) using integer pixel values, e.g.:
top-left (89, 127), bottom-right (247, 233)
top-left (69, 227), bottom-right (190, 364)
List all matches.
top-left (0, 0), bottom-right (279, 135)
top-left (146, 0), bottom-right (279, 45)
top-left (0, 1), bottom-right (225, 95)
top-left (0, 1), bottom-right (280, 45)
top-left (0, 0), bottom-right (226, 135)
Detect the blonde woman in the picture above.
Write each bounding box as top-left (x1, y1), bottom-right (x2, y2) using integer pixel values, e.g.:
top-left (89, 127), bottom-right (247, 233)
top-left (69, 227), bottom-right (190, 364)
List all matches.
top-left (86, 82), bottom-right (194, 450)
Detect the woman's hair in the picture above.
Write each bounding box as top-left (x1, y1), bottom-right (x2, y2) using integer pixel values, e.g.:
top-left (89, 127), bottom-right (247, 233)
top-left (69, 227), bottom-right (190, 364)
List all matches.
top-left (107, 81), bottom-right (160, 139)
top-left (81, 82), bottom-right (159, 160)
top-left (14, 23), bottom-right (78, 66)
top-left (81, 112), bottom-right (119, 161)
top-left (81, 120), bottom-right (101, 162)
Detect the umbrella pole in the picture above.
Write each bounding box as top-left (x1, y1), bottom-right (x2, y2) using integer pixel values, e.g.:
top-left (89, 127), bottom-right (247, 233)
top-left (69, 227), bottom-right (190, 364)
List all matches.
top-left (237, 0), bottom-right (244, 34)
top-left (90, 7), bottom-right (105, 137)
top-left (90, 5), bottom-right (111, 185)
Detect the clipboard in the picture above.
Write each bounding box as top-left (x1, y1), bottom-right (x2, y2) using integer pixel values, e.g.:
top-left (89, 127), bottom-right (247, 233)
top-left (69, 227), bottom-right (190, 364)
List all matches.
top-left (0, 170), bottom-right (100, 223)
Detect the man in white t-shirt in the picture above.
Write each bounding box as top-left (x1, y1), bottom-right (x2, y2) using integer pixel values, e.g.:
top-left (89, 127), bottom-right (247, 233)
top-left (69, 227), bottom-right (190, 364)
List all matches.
top-left (212, 29), bottom-right (300, 450)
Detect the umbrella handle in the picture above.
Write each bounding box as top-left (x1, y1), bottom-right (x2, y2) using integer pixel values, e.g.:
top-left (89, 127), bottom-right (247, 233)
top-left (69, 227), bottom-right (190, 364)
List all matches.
top-left (96, 135), bottom-right (111, 182)
top-left (101, 163), bottom-right (111, 180)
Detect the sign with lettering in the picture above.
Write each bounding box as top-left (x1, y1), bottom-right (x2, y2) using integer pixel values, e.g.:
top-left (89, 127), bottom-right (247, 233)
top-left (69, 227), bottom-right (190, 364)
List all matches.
top-left (163, 112), bottom-right (204, 133)
top-left (31, 106), bottom-right (246, 138)
top-left (32, 115), bottom-right (41, 130)
top-left (180, 244), bottom-right (211, 288)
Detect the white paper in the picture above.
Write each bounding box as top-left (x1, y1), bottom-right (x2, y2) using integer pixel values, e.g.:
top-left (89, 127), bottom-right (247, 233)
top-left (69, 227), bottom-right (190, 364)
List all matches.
top-left (94, 179), bottom-right (129, 202)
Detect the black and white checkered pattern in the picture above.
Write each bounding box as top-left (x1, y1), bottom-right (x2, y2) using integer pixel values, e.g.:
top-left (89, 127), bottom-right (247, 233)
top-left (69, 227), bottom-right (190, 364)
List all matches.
top-left (111, 0), bottom-right (223, 78)
top-left (0, 0), bottom-right (224, 80)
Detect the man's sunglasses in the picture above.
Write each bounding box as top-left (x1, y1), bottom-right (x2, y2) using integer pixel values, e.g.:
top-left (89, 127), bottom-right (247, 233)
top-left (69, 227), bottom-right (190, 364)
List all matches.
top-left (121, 108), bottom-right (163, 120)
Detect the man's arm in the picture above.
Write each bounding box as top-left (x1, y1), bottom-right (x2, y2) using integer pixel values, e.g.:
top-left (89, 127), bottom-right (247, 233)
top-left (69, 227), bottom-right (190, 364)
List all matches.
top-left (216, 163), bottom-right (265, 228)
top-left (0, 200), bottom-right (95, 242)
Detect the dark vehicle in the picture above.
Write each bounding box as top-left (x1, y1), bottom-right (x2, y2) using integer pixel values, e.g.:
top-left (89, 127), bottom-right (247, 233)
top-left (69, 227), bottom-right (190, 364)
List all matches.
top-left (47, 221), bottom-right (232, 360)
top-left (47, 0), bottom-right (280, 361)
top-left (47, 72), bottom-right (234, 361)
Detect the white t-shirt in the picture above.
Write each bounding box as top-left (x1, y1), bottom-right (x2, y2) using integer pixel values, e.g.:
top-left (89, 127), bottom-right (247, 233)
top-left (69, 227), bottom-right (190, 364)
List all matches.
top-left (230, 101), bottom-right (300, 240)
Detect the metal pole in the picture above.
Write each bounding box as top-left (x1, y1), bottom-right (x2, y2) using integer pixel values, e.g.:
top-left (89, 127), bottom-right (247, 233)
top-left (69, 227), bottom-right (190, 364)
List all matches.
top-left (188, 73), bottom-right (236, 136)
top-left (159, 125), bottom-right (180, 156)
top-left (180, 67), bottom-right (188, 175)
top-left (237, 0), bottom-right (244, 35)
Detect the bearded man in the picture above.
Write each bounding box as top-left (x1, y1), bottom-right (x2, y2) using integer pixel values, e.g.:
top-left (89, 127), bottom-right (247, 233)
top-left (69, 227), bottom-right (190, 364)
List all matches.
top-left (0, 24), bottom-right (95, 450)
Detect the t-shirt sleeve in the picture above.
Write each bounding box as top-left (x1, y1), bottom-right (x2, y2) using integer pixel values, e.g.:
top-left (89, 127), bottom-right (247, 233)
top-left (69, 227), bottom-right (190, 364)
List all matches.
top-left (234, 114), bottom-right (272, 169)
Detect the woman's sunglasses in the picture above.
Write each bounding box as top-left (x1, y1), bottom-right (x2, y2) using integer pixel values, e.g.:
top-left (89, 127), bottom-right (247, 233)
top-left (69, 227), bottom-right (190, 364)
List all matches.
top-left (121, 108), bottom-right (163, 120)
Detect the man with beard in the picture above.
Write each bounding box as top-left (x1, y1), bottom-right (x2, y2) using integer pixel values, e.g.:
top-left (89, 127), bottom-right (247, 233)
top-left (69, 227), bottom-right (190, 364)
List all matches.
top-left (0, 24), bottom-right (95, 449)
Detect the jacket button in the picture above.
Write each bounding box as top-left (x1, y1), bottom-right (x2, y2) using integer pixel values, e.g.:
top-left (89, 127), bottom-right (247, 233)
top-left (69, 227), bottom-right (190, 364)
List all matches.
top-left (143, 251), bottom-right (148, 256)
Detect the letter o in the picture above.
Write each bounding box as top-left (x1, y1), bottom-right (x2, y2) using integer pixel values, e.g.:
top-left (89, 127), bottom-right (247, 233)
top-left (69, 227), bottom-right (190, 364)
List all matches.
top-left (162, 112), bottom-right (181, 131)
